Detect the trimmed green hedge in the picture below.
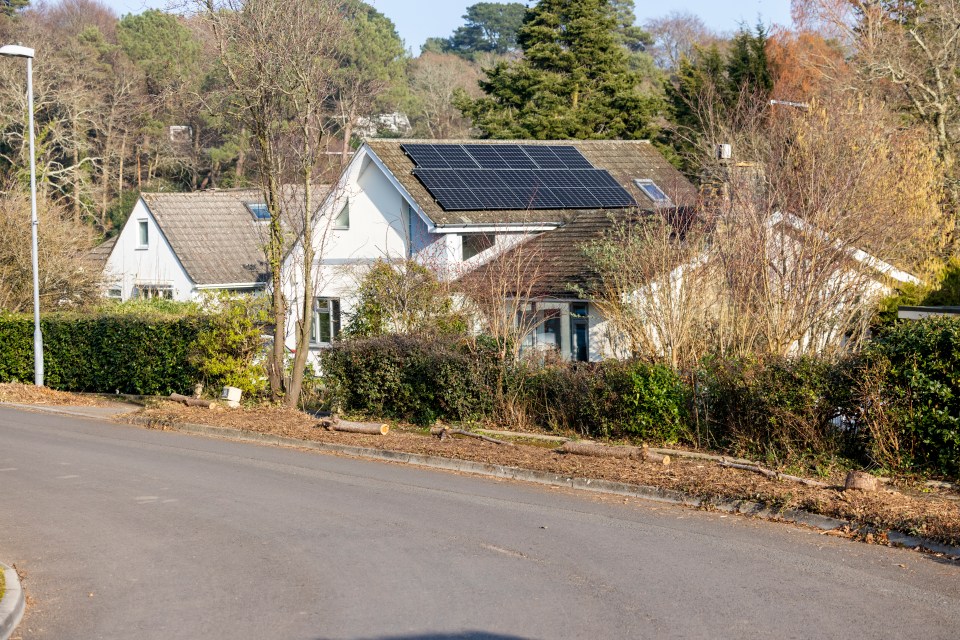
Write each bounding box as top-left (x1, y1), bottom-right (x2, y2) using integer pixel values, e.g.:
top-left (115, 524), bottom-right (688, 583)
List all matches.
top-left (321, 334), bottom-right (496, 425)
top-left (321, 336), bottom-right (689, 440)
top-left (700, 356), bottom-right (849, 465)
top-left (0, 312), bottom-right (208, 395)
top-left (859, 318), bottom-right (960, 477)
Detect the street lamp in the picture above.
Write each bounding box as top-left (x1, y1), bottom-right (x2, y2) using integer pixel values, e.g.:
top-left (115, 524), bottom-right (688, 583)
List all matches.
top-left (1, 44), bottom-right (43, 387)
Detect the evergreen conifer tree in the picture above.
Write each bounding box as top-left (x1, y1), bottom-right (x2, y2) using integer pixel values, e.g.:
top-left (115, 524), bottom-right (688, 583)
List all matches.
top-left (456, 0), bottom-right (660, 140)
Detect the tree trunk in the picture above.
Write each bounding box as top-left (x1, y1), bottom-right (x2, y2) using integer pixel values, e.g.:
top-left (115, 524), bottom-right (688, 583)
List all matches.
top-left (259, 132), bottom-right (288, 401)
top-left (340, 105), bottom-right (354, 167)
top-left (169, 393), bottom-right (213, 408)
top-left (117, 133), bottom-right (126, 201)
top-left (72, 112), bottom-right (81, 224)
top-left (285, 162), bottom-right (315, 408)
top-left (236, 126), bottom-right (247, 182)
top-left (322, 418), bottom-right (389, 435)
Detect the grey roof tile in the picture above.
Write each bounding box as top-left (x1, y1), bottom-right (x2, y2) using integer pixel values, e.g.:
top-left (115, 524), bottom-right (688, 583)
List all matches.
top-left (140, 189), bottom-right (271, 286)
top-left (366, 138), bottom-right (696, 227)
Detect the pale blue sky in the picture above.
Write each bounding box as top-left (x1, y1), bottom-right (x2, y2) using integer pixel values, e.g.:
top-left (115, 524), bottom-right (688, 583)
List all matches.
top-left (104, 1), bottom-right (794, 53)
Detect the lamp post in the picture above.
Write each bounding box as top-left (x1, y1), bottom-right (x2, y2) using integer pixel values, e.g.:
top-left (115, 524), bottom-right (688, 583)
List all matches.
top-left (1, 44), bottom-right (43, 387)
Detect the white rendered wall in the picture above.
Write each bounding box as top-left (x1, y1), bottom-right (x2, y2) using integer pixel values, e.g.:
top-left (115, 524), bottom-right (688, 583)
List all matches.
top-left (283, 150), bottom-right (417, 363)
top-left (102, 198), bottom-right (195, 301)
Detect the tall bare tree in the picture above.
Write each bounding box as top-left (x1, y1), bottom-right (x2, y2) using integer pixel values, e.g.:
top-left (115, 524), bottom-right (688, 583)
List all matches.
top-left (408, 52), bottom-right (481, 139)
top-left (198, 0), bottom-right (345, 402)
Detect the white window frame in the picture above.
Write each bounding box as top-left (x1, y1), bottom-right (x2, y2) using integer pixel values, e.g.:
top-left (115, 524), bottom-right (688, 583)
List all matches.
top-left (334, 200), bottom-right (350, 230)
top-left (245, 202), bottom-right (271, 222)
top-left (137, 219), bottom-right (149, 249)
top-left (133, 284), bottom-right (172, 300)
top-left (310, 297), bottom-right (341, 346)
top-left (462, 232), bottom-right (495, 261)
top-left (635, 179), bottom-right (672, 207)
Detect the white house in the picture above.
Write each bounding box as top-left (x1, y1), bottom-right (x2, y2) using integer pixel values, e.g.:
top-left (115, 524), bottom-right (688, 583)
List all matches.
top-left (282, 139), bottom-right (698, 362)
top-left (100, 190), bottom-right (273, 301)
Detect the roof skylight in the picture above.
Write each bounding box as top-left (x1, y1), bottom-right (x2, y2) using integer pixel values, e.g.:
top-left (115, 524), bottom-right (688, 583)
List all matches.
top-left (246, 202), bottom-right (270, 221)
top-left (635, 179), bottom-right (672, 206)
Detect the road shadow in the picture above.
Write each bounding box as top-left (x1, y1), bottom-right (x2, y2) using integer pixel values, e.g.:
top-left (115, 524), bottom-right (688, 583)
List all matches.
top-left (917, 551), bottom-right (960, 568)
top-left (318, 633), bottom-right (533, 640)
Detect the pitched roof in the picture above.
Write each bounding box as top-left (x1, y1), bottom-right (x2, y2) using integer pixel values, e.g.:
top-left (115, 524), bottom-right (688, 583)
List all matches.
top-left (458, 209), bottom-right (657, 299)
top-left (140, 190), bottom-right (270, 286)
top-left (84, 235), bottom-right (117, 271)
top-left (364, 139), bottom-right (697, 227)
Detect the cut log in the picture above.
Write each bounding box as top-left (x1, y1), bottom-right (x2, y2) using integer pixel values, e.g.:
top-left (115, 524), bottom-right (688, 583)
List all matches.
top-left (559, 441), bottom-right (641, 460)
top-left (169, 393), bottom-right (213, 409)
top-left (719, 460), bottom-right (829, 488)
top-left (844, 470), bottom-right (878, 492)
top-left (558, 441), bottom-right (672, 464)
top-left (640, 445), bottom-right (671, 465)
top-left (323, 418), bottom-right (389, 435)
top-left (431, 427), bottom-right (512, 445)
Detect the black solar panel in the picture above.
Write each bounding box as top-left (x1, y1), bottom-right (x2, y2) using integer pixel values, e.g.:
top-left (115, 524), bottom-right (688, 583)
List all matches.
top-left (400, 143), bottom-right (636, 211)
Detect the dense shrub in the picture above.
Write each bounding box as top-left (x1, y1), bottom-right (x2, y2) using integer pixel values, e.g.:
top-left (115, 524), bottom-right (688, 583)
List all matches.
top-left (321, 335), bottom-right (497, 425)
top-left (0, 311), bottom-right (206, 395)
top-left (321, 323), bottom-right (960, 480)
top-left (323, 336), bottom-right (689, 440)
top-left (701, 356), bottom-right (849, 465)
top-left (522, 360), bottom-right (689, 442)
top-left (0, 298), bottom-right (266, 397)
top-left (858, 318), bottom-right (960, 477)
top-left (189, 294), bottom-right (267, 397)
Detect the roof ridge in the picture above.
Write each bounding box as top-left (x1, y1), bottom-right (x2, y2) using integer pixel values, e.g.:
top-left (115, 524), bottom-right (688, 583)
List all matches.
top-left (366, 138), bottom-right (653, 145)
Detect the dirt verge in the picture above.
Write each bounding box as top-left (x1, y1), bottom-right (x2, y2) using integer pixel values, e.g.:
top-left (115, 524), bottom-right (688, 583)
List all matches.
top-left (0, 383), bottom-right (115, 407)
top-left (131, 402), bottom-right (960, 549)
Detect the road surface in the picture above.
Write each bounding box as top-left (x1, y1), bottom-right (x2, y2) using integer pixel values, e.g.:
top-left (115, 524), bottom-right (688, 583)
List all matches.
top-left (0, 405), bottom-right (958, 639)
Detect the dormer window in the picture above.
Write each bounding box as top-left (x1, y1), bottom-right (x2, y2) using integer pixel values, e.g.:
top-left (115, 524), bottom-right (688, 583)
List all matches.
top-left (246, 202), bottom-right (271, 221)
top-left (635, 179), bottom-right (672, 207)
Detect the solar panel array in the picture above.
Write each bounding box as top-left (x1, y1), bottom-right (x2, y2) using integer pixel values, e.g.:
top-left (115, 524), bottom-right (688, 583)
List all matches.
top-left (401, 143), bottom-right (636, 211)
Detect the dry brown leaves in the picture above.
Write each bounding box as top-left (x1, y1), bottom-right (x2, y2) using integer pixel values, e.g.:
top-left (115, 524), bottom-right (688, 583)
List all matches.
top-left (0, 383), bottom-right (113, 407)
top-left (134, 402), bottom-right (960, 547)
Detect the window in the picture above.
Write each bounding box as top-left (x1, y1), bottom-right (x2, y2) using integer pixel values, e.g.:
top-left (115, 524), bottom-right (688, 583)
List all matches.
top-left (133, 284), bottom-right (172, 300)
top-left (107, 287), bottom-right (122, 300)
top-left (462, 233), bottom-right (494, 261)
top-left (311, 298), bottom-right (341, 345)
top-left (570, 302), bottom-right (589, 362)
top-left (137, 220), bottom-right (149, 248)
top-left (541, 309), bottom-right (562, 349)
top-left (635, 179), bottom-right (672, 206)
top-left (334, 201), bottom-right (350, 230)
top-left (246, 202), bottom-right (270, 221)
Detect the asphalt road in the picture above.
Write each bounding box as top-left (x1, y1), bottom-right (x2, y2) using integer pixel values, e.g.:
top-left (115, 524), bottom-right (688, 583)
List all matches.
top-left (0, 406), bottom-right (958, 640)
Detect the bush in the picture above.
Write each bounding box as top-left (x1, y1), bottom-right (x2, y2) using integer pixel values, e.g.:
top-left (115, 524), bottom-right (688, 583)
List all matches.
top-left (0, 311), bottom-right (206, 395)
top-left (522, 360), bottom-right (689, 442)
top-left (0, 298), bottom-right (266, 397)
top-left (701, 356), bottom-right (848, 465)
top-left (189, 294), bottom-right (267, 397)
top-left (324, 335), bottom-right (690, 440)
top-left (321, 335), bottom-right (497, 425)
top-left (859, 318), bottom-right (960, 477)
